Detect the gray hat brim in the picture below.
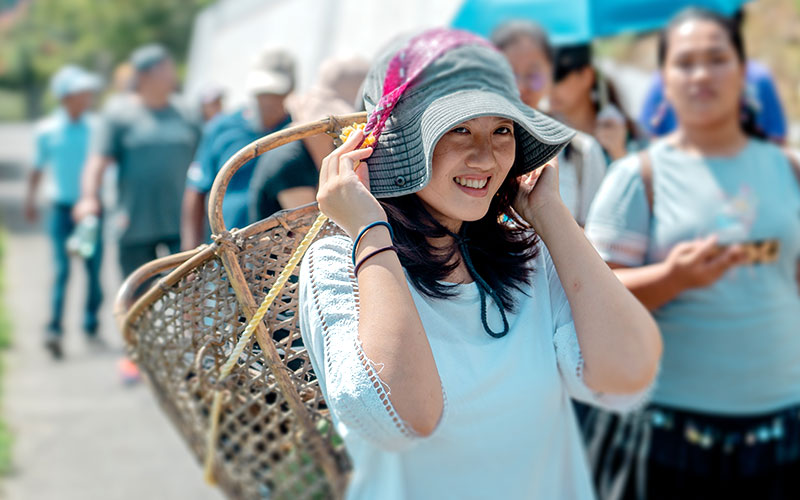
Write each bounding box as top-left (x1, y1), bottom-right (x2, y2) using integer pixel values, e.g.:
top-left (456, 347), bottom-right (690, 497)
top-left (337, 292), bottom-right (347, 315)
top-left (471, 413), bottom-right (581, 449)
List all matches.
top-left (366, 89), bottom-right (575, 198)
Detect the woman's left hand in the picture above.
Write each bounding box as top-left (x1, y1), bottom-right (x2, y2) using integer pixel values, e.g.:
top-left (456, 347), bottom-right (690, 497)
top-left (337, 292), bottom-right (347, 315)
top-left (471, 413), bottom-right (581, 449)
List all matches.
top-left (519, 159), bottom-right (661, 395)
top-left (513, 157), bottom-right (565, 230)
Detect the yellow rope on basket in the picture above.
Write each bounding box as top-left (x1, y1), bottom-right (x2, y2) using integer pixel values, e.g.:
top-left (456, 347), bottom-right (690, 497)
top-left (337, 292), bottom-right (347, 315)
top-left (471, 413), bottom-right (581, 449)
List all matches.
top-left (203, 212), bottom-right (329, 484)
top-left (203, 122), bottom-right (370, 484)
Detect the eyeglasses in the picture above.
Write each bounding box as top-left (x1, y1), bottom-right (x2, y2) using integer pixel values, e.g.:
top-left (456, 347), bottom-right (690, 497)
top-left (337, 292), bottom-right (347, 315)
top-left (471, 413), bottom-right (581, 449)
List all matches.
top-left (514, 72), bottom-right (547, 92)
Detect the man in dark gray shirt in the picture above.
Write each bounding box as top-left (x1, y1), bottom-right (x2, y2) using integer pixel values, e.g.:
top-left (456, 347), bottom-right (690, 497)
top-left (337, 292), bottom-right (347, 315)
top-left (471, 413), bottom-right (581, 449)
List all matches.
top-left (74, 44), bottom-right (200, 277)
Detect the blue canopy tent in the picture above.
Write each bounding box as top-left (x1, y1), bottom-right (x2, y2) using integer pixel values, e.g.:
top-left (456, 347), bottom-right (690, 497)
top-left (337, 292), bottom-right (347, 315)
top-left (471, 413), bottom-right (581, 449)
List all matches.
top-left (451, 0), bottom-right (752, 44)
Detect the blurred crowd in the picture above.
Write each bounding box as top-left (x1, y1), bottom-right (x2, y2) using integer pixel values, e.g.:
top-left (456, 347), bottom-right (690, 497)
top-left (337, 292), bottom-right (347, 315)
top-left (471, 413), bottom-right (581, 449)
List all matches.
top-left (22, 4), bottom-right (800, 499)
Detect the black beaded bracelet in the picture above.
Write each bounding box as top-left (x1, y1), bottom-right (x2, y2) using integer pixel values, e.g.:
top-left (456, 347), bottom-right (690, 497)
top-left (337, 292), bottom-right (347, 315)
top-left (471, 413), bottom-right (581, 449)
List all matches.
top-left (353, 245), bottom-right (397, 276)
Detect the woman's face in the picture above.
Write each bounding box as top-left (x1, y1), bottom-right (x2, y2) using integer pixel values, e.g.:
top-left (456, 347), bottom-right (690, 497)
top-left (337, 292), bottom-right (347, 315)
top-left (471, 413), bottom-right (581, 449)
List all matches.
top-left (502, 37), bottom-right (552, 109)
top-left (417, 116), bottom-right (516, 231)
top-left (549, 66), bottom-right (593, 118)
top-left (662, 19), bottom-right (745, 129)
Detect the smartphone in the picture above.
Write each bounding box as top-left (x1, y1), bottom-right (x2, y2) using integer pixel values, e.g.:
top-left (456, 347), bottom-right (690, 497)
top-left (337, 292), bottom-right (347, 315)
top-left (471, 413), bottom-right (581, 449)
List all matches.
top-left (713, 239), bottom-right (780, 264)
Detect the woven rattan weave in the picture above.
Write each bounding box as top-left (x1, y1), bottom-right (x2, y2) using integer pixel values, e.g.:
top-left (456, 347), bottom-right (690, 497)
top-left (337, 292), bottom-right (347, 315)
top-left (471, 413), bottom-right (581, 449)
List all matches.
top-left (115, 113), bottom-right (367, 500)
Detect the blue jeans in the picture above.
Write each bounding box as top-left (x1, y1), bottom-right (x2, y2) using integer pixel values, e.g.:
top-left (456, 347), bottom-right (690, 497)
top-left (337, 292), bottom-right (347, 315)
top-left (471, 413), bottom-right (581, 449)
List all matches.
top-left (47, 203), bottom-right (103, 336)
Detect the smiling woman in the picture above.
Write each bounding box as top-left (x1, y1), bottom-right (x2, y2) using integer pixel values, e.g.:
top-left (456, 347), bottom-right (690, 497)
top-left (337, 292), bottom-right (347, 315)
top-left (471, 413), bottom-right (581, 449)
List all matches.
top-left (299, 28), bottom-right (661, 499)
top-left (378, 115), bottom-right (535, 315)
top-left (426, 117), bottom-right (515, 219)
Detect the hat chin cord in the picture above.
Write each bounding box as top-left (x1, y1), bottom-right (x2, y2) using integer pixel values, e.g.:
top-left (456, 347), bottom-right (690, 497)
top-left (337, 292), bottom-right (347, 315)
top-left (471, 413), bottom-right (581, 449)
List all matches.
top-left (454, 225), bottom-right (510, 338)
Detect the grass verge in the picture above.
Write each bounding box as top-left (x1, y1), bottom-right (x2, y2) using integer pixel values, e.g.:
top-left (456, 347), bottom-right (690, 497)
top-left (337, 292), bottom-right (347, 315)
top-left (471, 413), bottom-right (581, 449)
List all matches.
top-left (0, 229), bottom-right (13, 475)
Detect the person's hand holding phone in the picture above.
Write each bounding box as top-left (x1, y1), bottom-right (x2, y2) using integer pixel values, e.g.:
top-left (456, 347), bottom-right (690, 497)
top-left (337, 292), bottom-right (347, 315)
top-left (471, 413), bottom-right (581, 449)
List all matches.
top-left (666, 235), bottom-right (747, 290)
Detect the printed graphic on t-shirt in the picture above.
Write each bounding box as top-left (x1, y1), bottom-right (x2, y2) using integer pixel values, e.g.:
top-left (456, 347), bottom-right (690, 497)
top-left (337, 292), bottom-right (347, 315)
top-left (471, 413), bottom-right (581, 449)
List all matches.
top-left (714, 184), bottom-right (758, 245)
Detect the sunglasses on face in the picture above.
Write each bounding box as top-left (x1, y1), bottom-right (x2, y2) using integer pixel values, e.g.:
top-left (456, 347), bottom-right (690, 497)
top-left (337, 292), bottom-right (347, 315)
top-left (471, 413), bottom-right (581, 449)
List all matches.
top-left (514, 72), bottom-right (547, 92)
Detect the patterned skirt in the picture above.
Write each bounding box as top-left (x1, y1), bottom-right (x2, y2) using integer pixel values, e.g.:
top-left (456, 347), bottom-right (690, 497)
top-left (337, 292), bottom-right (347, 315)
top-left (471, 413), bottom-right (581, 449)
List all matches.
top-left (577, 402), bottom-right (800, 500)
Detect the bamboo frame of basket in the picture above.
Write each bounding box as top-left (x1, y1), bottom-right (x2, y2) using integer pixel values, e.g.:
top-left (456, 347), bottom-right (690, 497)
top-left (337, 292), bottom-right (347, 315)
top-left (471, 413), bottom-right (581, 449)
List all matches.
top-left (115, 112), bottom-right (367, 500)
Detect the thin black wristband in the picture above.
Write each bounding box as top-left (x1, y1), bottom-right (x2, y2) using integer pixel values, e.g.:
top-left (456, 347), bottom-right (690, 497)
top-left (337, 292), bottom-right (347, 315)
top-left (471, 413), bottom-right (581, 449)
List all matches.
top-left (352, 221), bottom-right (394, 266)
top-left (354, 245), bottom-right (397, 276)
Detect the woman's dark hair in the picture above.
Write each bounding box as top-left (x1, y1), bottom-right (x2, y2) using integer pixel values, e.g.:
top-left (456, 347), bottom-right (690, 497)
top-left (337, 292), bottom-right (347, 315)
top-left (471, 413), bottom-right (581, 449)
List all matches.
top-left (379, 131), bottom-right (539, 312)
top-left (657, 7), bottom-right (764, 138)
top-left (596, 74), bottom-right (644, 142)
top-left (657, 7), bottom-right (745, 66)
top-left (490, 20), bottom-right (553, 63)
top-left (553, 44), bottom-right (643, 143)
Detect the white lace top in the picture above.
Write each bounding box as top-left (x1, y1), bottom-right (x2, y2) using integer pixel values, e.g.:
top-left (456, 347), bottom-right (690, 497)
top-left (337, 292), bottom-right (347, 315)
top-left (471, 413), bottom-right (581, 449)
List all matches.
top-left (299, 235), bottom-right (648, 500)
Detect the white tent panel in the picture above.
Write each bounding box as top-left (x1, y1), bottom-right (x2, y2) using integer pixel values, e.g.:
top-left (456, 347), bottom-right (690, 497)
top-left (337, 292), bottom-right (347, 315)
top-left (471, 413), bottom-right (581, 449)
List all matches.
top-left (185, 0), bottom-right (463, 108)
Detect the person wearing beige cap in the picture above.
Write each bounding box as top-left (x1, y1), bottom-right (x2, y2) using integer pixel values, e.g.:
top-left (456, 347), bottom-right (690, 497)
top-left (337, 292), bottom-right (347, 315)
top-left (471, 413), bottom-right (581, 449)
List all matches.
top-left (248, 55), bottom-right (368, 221)
top-left (181, 47), bottom-right (296, 250)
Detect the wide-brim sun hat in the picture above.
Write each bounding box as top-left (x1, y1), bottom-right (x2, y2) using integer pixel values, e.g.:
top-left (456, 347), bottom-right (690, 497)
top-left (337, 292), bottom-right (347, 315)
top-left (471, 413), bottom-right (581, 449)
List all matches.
top-left (361, 29), bottom-right (575, 198)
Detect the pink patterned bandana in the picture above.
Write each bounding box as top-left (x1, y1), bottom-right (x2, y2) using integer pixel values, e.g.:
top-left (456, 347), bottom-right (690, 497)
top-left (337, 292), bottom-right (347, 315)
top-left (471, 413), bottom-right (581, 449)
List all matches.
top-left (364, 28), bottom-right (495, 141)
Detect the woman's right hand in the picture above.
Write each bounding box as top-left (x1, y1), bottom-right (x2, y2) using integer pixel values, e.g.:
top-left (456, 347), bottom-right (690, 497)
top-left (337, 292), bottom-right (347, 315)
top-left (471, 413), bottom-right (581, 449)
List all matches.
top-left (666, 235), bottom-right (747, 290)
top-left (317, 129), bottom-right (386, 238)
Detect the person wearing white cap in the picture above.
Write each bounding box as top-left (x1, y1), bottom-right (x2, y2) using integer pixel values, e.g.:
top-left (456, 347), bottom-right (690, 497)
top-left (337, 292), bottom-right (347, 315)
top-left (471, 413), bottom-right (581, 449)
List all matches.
top-left (198, 84), bottom-right (225, 123)
top-left (180, 46), bottom-right (296, 250)
top-left (25, 64), bottom-right (103, 359)
top-left (248, 55), bottom-right (368, 220)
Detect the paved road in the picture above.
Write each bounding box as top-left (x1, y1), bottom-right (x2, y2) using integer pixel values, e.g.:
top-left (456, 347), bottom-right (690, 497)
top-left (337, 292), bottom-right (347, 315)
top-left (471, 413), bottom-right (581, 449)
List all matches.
top-left (0, 123), bottom-right (224, 500)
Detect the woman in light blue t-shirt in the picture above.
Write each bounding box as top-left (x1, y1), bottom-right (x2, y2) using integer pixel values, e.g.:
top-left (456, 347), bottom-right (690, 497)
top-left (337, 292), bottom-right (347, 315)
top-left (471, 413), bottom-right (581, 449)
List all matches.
top-left (584, 7), bottom-right (800, 499)
top-left (300, 29), bottom-right (662, 499)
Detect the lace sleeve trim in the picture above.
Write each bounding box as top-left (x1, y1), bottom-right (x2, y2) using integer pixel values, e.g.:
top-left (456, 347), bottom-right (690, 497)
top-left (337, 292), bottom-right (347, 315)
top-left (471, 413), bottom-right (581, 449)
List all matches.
top-left (553, 321), bottom-right (651, 414)
top-left (306, 238), bottom-right (420, 439)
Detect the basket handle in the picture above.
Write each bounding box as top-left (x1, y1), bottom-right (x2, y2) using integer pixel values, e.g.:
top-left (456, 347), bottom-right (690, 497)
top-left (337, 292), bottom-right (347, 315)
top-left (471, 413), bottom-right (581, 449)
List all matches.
top-left (207, 112), bottom-right (368, 236)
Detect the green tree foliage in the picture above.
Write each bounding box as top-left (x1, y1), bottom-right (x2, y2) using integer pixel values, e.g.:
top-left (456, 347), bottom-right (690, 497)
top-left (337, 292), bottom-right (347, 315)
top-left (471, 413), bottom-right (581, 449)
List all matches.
top-left (0, 0), bottom-right (214, 115)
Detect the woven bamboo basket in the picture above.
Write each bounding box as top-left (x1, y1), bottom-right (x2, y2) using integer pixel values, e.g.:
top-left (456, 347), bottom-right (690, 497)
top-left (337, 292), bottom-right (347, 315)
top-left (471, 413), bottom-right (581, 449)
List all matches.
top-left (114, 112), bottom-right (368, 500)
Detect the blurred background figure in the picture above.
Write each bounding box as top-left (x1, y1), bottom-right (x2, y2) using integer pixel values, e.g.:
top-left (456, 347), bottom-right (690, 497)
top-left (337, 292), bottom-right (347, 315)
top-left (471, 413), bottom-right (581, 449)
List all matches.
top-left (105, 62), bottom-right (136, 108)
top-left (248, 55), bottom-right (368, 221)
top-left (181, 47), bottom-right (295, 250)
top-left (584, 8), bottom-right (800, 499)
top-left (98, 62), bottom-right (136, 148)
top-left (74, 43), bottom-right (200, 278)
top-left (638, 8), bottom-right (787, 144)
top-left (110, 62), bottom-right (135, 94)
top-left (24, 65), bottom-right (104, 359)
top-left (490, 20), bottom-right (553, 110)
top-left (550, 43), bottom-right (647, 162)
top-left (198, 84), bottom-right (225, 123)
top-left (493, 21), bottom-right (608, 227)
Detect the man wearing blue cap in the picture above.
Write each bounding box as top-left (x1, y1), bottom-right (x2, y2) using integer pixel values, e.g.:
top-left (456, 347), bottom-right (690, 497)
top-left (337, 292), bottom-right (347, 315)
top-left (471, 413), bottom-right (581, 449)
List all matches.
top-left (74, 44), bottom-right (201, 278)
top-left (25, 65), bottom-right (103, 359)
top-left (180, 47), bottom-right (295, 249)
